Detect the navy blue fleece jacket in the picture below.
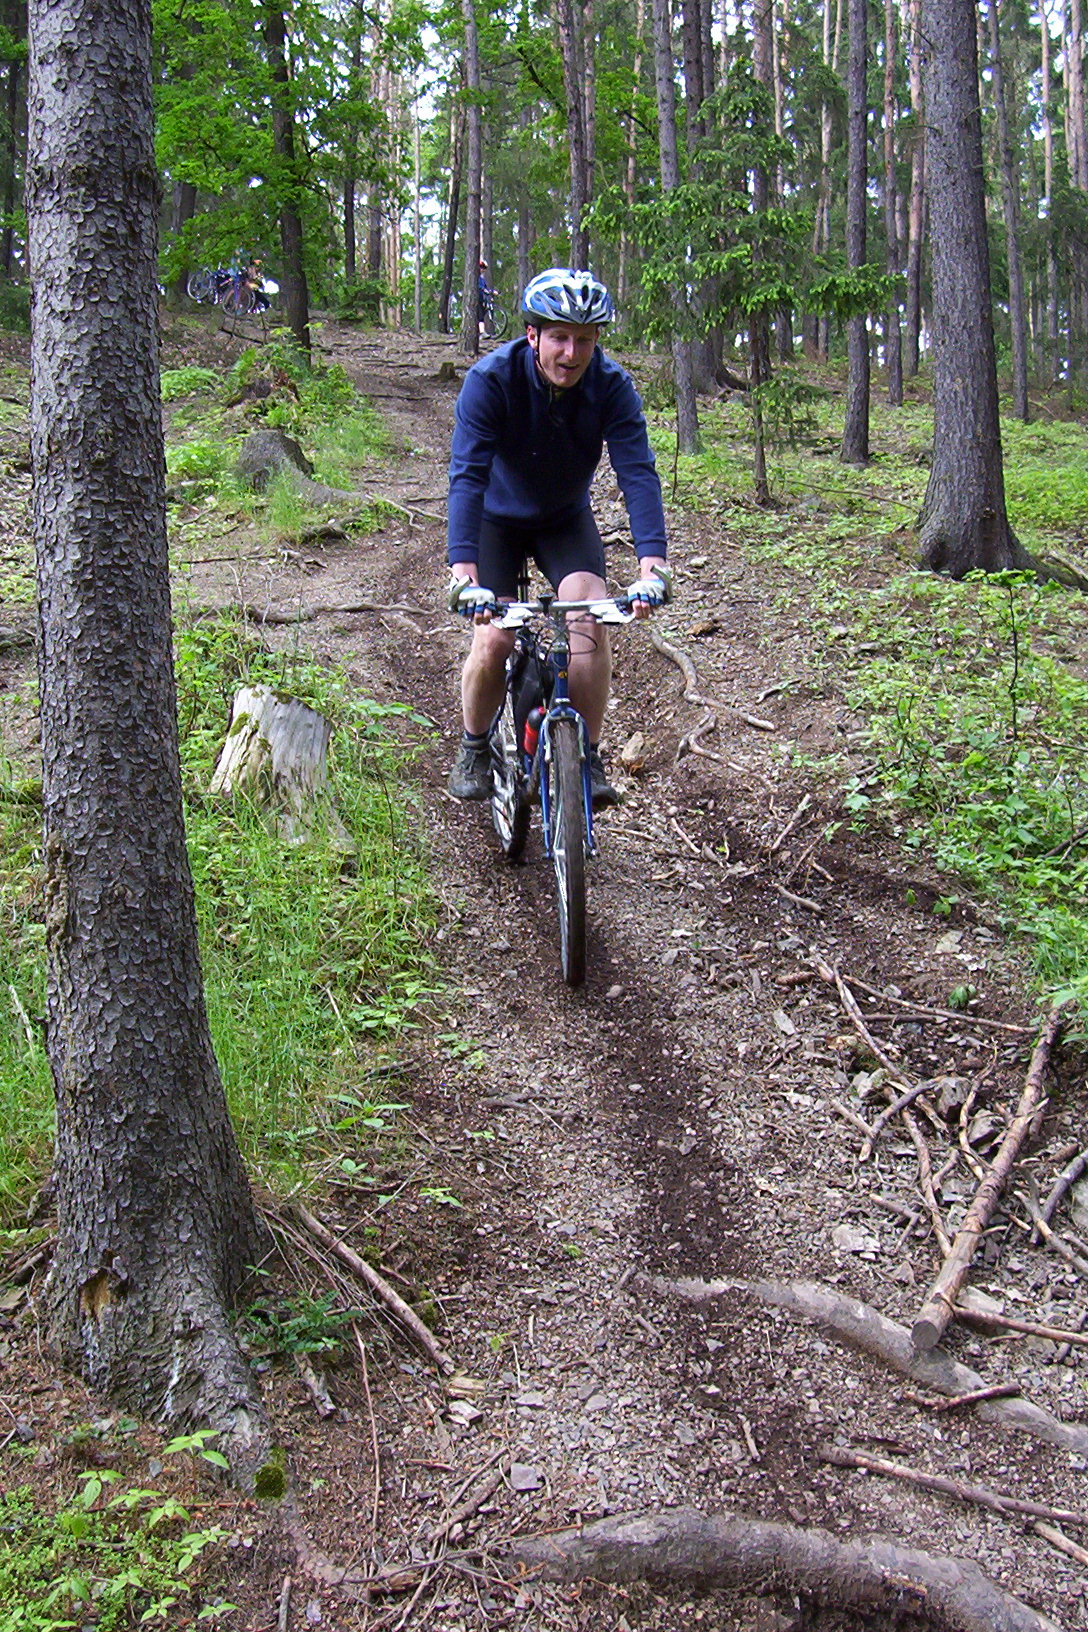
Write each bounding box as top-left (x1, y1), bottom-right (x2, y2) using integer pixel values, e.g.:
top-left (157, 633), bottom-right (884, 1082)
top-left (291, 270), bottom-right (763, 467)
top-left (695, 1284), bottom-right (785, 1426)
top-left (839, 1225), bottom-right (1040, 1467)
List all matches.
top-left (447, 337), bottom-right (667, 568)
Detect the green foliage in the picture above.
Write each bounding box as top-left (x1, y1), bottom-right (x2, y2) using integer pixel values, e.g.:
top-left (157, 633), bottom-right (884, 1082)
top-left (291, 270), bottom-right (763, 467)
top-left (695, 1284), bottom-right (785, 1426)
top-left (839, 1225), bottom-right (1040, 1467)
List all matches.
top-left (242, 1290), bottom-right (361, 1359)
top-left (166, 439), bottom-right (228, 483)
top-left (0, 275), bottom-right (29, 333)
top-left (843, 570), bottom-right (1088, 993)
top-left (161, 366), bottom-right (221, 402)
top-left (0, 1443), bottom-right (233, 1631)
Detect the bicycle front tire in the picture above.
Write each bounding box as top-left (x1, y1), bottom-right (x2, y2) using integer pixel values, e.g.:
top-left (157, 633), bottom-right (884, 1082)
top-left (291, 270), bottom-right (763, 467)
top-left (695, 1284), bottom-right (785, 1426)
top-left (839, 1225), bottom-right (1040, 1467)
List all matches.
top-left (490, 303), bottom-right (509, 339)
top-left (490, 694), bottom-right (530, 860)
top-left (186, 270), bottom-right (212, 302)
top-left (547, 717), bottom-right (587, 986)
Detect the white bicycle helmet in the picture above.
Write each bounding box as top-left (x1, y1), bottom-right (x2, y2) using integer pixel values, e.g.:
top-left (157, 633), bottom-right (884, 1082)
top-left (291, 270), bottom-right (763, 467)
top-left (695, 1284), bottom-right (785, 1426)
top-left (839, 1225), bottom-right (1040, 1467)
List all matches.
top-left (522, 267), bottom-right (615, 326)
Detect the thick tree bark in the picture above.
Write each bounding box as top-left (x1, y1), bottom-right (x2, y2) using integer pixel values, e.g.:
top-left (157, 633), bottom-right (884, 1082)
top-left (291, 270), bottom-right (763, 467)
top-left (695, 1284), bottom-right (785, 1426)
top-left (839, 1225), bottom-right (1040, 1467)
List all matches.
top-left (263, 5), bottom-right (311, 355)
top-left (917, 0), bottom-right (1028, 575)
top-left (986, 0), bottom-right (1029, 421)
top-left (439, 98), bottom-right (463, 332)
top-left (651, 0), bottom-right (700, 452)
top-left (26, 0), bottom-right (270, 1478)
top-left (840, 0), bottom-right (870, 463)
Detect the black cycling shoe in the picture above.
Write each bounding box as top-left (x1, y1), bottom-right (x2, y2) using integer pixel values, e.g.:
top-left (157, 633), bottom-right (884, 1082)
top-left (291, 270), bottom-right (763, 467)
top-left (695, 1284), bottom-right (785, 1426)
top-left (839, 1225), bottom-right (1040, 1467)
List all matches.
top-left (588, 748), bottom-right (620, 810)
top-left (448, 740), bottom-right (493, 801)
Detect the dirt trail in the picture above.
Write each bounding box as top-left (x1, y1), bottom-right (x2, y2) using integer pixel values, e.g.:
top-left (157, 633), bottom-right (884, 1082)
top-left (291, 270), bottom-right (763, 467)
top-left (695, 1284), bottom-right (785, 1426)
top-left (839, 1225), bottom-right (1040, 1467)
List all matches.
top-left (9, 318), bottom-right (1087, 1630)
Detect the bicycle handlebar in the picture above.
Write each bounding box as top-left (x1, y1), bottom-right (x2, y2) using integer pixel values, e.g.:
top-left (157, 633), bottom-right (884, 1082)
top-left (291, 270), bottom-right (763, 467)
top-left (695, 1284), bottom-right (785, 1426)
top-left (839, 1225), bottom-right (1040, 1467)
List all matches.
top-left (496, 596), bottom-right (635, 628)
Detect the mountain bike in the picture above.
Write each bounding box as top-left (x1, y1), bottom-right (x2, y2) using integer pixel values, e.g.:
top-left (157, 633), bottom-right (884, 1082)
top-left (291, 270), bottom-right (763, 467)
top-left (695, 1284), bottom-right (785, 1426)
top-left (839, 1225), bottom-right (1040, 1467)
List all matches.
top-left (186, 267), bottom-right (233, 304)
top-left (485, 588), bottom-right (635, 986)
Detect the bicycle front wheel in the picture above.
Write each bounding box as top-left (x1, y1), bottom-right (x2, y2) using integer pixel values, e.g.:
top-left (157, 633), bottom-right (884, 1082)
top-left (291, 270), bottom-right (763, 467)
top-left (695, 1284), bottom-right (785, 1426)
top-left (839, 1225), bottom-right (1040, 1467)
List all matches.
top-left (186, 270), bottom-right (211, 302)
top-left (547, 717), bottom-right (587, 986)
top-left (221, 283), bottom-right (255, 315)
top-left (490, 694), bottom-right (530, 860)
top-left (491, 303), bottom-right (509, 338)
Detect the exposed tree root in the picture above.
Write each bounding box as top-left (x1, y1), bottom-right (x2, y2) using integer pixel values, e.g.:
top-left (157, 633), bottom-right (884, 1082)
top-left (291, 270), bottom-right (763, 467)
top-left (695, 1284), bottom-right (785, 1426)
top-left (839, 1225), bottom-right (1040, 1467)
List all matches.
top-left (656, 1273), bottom-right (1088, 1457)
top-left (508, 1508), bottom-right (1062, 1632)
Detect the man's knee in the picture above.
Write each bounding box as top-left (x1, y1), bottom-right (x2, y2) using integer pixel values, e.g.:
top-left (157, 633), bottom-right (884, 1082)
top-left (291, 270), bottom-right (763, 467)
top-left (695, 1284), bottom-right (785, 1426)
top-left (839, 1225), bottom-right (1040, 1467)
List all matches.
top-left (467, 624), bottom-right (516, 671)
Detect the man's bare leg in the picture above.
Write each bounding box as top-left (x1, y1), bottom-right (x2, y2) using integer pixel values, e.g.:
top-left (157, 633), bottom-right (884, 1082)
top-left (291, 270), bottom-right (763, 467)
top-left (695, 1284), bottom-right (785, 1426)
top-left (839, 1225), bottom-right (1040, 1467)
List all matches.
top-left (557, 569), bottom-right (611, 741)
top-left (461, 622), bottom-right (516, 735)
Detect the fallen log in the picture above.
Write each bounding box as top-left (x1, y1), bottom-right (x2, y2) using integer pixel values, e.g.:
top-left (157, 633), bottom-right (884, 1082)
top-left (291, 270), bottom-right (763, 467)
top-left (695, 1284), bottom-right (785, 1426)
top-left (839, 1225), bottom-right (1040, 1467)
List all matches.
top-left (209, 684), bottom-right (353, 852)
top-left (657, 1272), bottom-right (1088, 1457)
top-left (508, 1508), bottom-right (1062, 1632)
top-left (911, 1002), bottom-right (1068, 1352)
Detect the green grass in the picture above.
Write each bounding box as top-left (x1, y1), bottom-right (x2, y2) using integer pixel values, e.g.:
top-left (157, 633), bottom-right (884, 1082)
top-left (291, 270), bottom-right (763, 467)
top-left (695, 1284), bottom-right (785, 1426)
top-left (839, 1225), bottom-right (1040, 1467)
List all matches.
top-left (0, 615), bottom-right (439, 1206)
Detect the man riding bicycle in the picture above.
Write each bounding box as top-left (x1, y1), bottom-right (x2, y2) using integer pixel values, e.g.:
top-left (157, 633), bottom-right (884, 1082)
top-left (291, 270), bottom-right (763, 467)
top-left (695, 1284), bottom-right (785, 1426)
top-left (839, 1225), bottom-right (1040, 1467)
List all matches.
top-left (447, 267), bottom-right (670, 809)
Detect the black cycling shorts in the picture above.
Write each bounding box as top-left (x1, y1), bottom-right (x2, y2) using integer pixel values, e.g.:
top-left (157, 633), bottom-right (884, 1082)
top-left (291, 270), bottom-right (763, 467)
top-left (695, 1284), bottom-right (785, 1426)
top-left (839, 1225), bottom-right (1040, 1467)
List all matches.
top-left (477, 509), bottom-right (606, 599)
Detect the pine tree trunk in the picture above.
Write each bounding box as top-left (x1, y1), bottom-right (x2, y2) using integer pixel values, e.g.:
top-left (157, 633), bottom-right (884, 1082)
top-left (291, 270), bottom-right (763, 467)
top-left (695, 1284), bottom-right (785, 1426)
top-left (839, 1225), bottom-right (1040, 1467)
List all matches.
top-left (917, 0), bottom-right (1029, 575)
top-left (26, 0), bottom-right (269, 1479)
top-left (1040, 0), bottom-right (1062, 382)
top-left (556, 0), bottom-right (590, 262)
top-left (652, 0), bottom-right (700, 451)
top-left (439, 100), bottom-right (463, 332)
top-left (460, 0), bottom-right (482, 356)
top-left (883, 0), bottom-right (903, 405)
top-left (987, 0), bottom-right (1029, 420)
top-left (840, 0), bottom-right (870, 463)
top-left (263, 5), bottom-right (310, 354)
top-left (903, 0), bottom-right (925, 376)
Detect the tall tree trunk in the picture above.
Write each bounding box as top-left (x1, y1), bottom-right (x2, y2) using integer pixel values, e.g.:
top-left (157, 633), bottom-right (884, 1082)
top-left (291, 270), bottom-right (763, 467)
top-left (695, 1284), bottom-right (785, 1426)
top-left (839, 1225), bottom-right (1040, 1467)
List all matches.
top-left (343, 15), bottom-right (363, 286)
top-left (813, 0), bottom-right (843, 360)
top-left (413, 94), bottom-right (422, 330)
top-left (168, 178), bottom-right (196, 304)
top-left (439, 99), bottom-right (463, 332)
top-left (617, 0), bottom-right (646, 306)
top-left (263, 5), bottom-right (310, 354)
top-left (840, 0), bottom-right (870, 463)
top-left (1040, 0), bottom-right (1061, 382)
top-left (750, 0), bottom-right (774, 502)
top-left (883, 0), bottom-right (903, 404)
top-left (26, 0), bottom-right (269, 1477)
top-left (903, 0), bottom-right (925, 376)
top-left (651, 0), bottom-right (700, 451)
top-left (1066, 0), bottom-right (1088, 378)
top-left (556, 0), bottom-right (591, 262)
top-left (460, 0), bottom-right (482, 356)
top-left (917, 0), bottom-right (1028, 574)
top-left (986, 0), bottom-right (1028, 420)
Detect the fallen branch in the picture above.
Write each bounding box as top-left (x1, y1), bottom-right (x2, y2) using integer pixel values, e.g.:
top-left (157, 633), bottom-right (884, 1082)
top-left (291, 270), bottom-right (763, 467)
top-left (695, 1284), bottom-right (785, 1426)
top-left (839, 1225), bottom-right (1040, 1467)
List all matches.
top-left (838, 972), bottom-right (1032, 1035)
top-left (650, 629), bottom-right (775, 733)
top-left (951, 1305), bottom-right (1088, 1350)
top-left (238, 597), bottom-right (427, 625)
top-left (901, 1107), bottom-right (952, 1257)
top-left (287, 1202), bottom-right (456, 1375)
top-left (903, 1382), bottom-right (1021, 1412)
top-left (1034, 1522), bottom-right (1088, 1569)
top-left (655, 1272), bottom-right (1088, 1457)
top-left (1037, 1146), bottom-right (1088, 1232)
top-left (911, 1002), bottom-right (1068, 1353)
top-left (507, 1508), bottom-right (1061, 1632)
top-left (819, 1442), bottom-right (1088, 1530)
top-left (813, 954), bottom-right (907, 1082)
top-left (859, 1078), bottom-right (940, 1162)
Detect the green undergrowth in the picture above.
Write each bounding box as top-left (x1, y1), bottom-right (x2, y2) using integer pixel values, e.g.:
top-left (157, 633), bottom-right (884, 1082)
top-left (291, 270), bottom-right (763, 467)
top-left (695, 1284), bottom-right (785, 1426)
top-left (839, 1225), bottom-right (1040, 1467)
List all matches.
top-left (0, 1429), bottom-right (234, 1631)
top-left (666, 382), bottom-right (1088, 1018)
top-left (163, 339), bottom-right (392, 540)
top-left (176, 613), bottom-right (437, 1183)
top-left (0, 614), bottom-right (438, 1204)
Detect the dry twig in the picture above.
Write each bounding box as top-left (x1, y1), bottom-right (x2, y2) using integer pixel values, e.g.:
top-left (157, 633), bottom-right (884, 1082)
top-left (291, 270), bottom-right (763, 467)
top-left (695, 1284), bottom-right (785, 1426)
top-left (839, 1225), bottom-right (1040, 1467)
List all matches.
top-left (819, 1442), bottom-right (1088, 1529)
top-left (912, 1002), bottom-right (1068, 1352)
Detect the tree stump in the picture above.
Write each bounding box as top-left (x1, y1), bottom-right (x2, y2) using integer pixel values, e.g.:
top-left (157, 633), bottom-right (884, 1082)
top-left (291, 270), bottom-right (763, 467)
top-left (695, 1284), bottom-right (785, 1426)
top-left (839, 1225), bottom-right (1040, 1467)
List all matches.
top-left (210, 685), bottom-right (353, 852)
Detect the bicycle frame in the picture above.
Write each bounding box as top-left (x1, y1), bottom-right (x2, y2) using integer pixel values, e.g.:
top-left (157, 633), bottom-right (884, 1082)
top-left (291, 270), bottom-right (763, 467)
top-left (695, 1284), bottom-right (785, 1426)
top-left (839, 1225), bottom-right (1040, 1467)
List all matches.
top-left (497, 592), bottom-right (634, 861)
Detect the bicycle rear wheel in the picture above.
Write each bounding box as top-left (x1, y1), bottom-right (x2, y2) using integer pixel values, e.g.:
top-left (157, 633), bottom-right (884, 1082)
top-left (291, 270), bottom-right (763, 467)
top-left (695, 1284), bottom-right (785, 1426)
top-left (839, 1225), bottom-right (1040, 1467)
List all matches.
top-left (490, 694), bottom-right (531, 860)
top-left (186, 269), bottom-right (212, 302)
top-left (547, 717), bottom-right (587, 986)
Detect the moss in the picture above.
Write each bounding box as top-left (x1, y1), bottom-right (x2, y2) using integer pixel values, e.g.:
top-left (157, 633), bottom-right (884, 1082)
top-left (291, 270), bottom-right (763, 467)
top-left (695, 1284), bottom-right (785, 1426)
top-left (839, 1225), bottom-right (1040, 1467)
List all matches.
top-left (253, 1446), bottom-right (287, 1501)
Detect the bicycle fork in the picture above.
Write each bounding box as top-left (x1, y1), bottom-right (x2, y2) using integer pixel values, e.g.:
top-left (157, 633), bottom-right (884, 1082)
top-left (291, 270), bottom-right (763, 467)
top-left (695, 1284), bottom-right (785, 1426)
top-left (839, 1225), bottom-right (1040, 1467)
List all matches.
top-left (538, 706), bottom-right (597, 860)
